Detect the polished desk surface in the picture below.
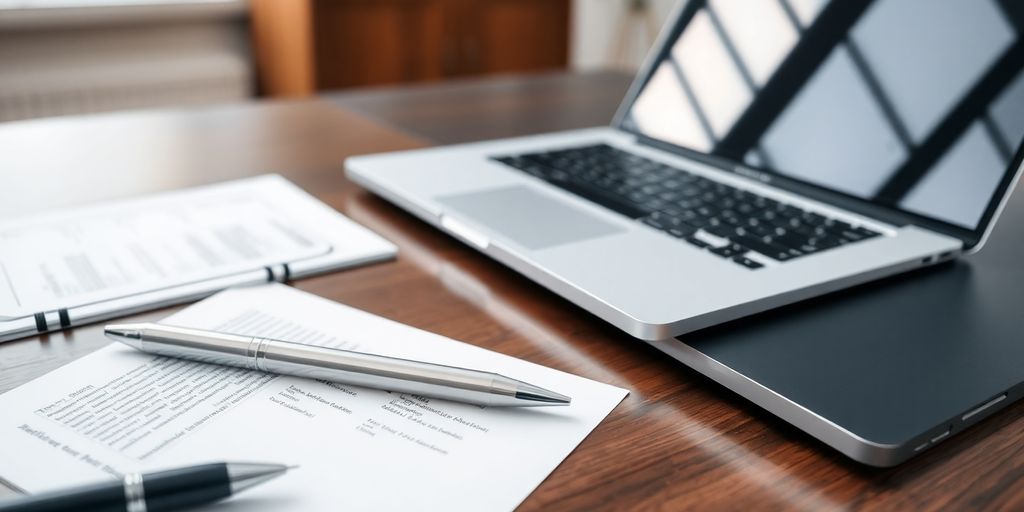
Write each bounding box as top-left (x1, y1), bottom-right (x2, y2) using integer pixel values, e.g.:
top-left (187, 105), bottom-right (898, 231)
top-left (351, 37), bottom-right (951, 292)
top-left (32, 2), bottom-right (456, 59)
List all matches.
top-left (1, 71), bottom-right (1022, 510)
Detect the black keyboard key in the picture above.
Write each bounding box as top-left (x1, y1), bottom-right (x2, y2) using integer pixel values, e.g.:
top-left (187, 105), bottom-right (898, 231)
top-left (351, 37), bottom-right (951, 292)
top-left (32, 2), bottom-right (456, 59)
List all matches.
top-left (676, 198), bottom-right (704, 209)
top-left (807, 234), bottom-right (844, 249)
top-left (839, 226), bottom-right (880, 242)
top-left (679, 213), bottom-right (704, 225)
top-left (773, 203), bottom-right (800, 217)
top-left (642, 217), bottom-right (666, 230)
top-left (668, 226), bottom-right (697, 238)
top-left (732, 235), bottom-right (800, 261)
top-left (704, 225), bottom-right (734, 239)
top-left (724, 225), bottom-right (771, 239)
top-left (665, 216), bottom-right (701, 230)
top-left (758, 209), bottom-right (780, 223)
top-left (642, 213), bottom-right (698, 239)
top-left (628, 191), bottom-right (650, 203)
top-left (695, 205), bottom-right (716, 217)
top-left (658, 191), bottom-right (682, 202)
top-left (733, 256), bottom-right (764, 269)
top-left (801, 211), bottom-right (827, 225)
top-left (694, 217), bottom-right (728, 233)
top-left (684, 236), bottom-right (711, 249)
top-left (797, 243), bottom-right (821, 254)
top-left (772, 230), bottom-right (816, 251)
top-left (748, 223), bottom-right (775, 238)
top-left (711, 243), bottom-right (747, 258)
top-left (853, 226), bottom-right (880, 237)
top-left (839, 229), bottom-right (868, 241)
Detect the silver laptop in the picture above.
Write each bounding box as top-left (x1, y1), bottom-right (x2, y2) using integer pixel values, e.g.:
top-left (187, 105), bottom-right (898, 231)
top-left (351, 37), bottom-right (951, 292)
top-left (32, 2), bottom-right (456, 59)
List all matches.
top-left (347, 0), bottom-right (1024, 342)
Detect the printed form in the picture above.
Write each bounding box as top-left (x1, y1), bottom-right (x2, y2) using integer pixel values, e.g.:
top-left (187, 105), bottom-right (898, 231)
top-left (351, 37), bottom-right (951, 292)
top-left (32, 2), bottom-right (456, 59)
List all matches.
top-left (0, 284), bottom-right (627, 511)
top-left (0, 178), bottom-right (333, 318)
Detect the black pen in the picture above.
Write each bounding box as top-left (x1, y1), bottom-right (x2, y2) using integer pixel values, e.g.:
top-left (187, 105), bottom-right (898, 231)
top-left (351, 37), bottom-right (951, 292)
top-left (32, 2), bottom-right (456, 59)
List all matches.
top-left (0, 462), bottom-right (291, 512)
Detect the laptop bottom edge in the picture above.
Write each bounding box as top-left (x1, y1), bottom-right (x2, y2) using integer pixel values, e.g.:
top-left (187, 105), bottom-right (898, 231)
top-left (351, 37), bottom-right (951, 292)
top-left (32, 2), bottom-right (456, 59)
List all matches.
top-left (642, 337), bottom-right (1023, 467)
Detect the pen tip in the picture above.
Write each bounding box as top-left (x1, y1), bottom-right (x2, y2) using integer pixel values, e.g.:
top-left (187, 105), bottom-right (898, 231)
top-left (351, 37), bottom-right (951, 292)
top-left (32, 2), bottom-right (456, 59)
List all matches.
top-left (226, 463), bottom-right (292, 495)
top-left (104, 324), bottom-right (143, 338)
top-left (104, 324), bottom-right (144, 348)
top-left (514, 382), bottom-right (572, 406)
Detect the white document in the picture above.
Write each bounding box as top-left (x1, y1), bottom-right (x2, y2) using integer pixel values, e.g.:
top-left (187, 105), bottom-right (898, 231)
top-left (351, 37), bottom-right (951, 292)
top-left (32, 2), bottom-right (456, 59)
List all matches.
top-left (0, 192), bottom-right (328, 316)
top-left (0, 176), bottom-right (396, 341)
top-left (0, 284), bottom-right (628, 511)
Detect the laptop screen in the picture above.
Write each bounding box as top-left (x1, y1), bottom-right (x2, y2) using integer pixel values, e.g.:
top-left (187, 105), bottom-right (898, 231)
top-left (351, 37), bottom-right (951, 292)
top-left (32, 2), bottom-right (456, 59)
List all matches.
top-left (619, 0), bottom-right (1024, 235)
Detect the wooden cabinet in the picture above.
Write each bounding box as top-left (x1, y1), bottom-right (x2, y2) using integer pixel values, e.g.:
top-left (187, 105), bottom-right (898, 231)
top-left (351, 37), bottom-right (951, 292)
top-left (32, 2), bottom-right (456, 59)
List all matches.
top-left (250, 0), bottom-right (569, 97)
top-left (460, 0), bottom-right (572, 76)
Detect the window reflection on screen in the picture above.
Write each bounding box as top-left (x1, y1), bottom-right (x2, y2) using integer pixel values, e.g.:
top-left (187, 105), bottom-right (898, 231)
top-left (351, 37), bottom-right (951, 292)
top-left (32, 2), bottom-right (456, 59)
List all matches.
top-left (624, 0), bottom-right (1024, 231)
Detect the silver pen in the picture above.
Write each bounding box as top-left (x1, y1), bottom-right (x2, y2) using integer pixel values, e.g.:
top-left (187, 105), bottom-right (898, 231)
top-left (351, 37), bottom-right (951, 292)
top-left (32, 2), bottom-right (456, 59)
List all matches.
top-left (104, 323), bottom-right (570, 407)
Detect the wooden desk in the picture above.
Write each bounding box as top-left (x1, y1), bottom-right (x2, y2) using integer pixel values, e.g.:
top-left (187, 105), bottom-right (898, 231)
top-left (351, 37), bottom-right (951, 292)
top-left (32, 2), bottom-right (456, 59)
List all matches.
top-left (1, 72), bottom-right (1022, 511)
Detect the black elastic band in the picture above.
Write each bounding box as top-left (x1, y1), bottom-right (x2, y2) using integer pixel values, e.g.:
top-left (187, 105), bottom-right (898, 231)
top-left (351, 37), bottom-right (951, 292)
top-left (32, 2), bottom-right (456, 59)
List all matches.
top-left (34, 312), bottom-right (47, 333)
top-left (58, 309), bottom-right (71, 330)
top-left (282, 263), bottom-right (291, 282)
top-left (265, 266), bottom-right (274, 283)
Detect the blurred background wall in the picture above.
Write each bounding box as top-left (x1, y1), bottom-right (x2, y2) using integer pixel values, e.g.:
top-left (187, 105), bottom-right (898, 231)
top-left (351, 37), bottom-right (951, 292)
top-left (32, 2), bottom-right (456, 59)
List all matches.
top-left (0, 0), bottom-right (252, 121)
top-left (0, 0), bottom-right (673, 122)
top-left (572, 0), bottom-right (676, 71)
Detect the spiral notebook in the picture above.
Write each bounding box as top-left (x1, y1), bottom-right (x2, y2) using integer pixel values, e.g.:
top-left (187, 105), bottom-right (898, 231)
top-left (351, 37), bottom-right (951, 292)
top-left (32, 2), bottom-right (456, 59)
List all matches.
top-left (0, 175), bottom-right (396, 342)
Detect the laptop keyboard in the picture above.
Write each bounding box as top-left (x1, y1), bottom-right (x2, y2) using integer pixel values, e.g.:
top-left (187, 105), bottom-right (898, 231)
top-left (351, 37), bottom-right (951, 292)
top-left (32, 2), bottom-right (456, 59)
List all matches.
top-left (492, 144), bottom-right (881, 270)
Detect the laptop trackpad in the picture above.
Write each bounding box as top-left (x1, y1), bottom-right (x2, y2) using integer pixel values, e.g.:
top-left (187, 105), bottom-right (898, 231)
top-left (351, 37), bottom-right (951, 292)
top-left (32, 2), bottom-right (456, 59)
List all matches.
top-left (437, 186), bottom-right (624, 250)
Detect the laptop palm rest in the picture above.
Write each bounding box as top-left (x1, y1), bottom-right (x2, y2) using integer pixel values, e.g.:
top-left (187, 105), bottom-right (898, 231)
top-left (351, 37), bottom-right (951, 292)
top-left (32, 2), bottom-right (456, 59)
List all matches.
top-left (437, 186), bottom-right (624, 250)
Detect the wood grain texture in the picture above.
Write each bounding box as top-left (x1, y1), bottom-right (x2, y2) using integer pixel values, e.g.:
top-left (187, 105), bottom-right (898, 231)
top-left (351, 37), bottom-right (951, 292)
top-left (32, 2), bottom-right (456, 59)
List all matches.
top-left (313, 0), bottom-right (450, 88)
top-left (1, 72), bottom-right (1022, 511)
top-left (459, 0), bottom-right (570, 76)
top-left (253, 0), bottom-right (569, 94)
